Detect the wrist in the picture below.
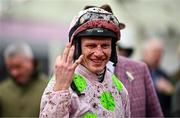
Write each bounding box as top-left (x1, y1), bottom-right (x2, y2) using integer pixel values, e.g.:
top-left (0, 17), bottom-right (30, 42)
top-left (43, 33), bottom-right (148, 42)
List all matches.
top-left (53, 83), bottom-right (69, 91)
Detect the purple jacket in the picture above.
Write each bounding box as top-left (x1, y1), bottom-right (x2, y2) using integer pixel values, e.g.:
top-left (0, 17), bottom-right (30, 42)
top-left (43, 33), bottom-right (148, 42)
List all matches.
top-left (115, 56), bottom-right (163, 117)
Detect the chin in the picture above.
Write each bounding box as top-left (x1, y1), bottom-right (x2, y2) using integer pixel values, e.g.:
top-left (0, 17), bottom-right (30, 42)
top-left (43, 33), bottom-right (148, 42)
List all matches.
top-left (90, 66), bottom-right (105, 73)
top-left (83, 60), bottom-right (107, 73)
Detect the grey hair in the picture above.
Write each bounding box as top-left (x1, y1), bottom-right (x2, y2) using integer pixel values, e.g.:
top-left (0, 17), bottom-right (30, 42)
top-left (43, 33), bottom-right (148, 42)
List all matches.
top-left (4, 43), bottom-right (34, 60)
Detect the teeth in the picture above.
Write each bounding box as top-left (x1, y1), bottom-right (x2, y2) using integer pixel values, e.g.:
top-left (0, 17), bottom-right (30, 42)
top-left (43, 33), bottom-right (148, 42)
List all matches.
top-left (90, 58), bottom-right (105, 64)
top-left (92, 60), bottom-right (102, 63)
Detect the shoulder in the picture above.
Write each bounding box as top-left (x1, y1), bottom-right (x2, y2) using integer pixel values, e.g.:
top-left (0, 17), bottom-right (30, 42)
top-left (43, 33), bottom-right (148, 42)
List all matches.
top-left (116, 56), bottom-right (147, 69)
top-left (0, 79), bottom-right (12, 90)
top-left (37, 73), bottom-right (48, 83)
top-left (33, 74), bottom-right (48, 90)
top-left (0, 79), bottom-right (12, 96)
top-left (115, 56), bottom-right (150, 81)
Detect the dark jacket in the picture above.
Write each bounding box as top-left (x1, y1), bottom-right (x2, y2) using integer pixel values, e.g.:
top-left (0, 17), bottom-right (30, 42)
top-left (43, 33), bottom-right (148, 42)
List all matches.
top-left (0, 74), bottom-right (48, 117)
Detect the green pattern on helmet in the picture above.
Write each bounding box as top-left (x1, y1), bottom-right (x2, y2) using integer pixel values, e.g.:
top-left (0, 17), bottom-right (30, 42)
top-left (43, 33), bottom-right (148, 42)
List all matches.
top-left (83, 112), bottom-right (97, 118)
top-left (73, 74), bottom-right (87, 93)
top-left (100, 91), bottom-right (115, 111)
top-left (112, 74), bottom-right (123, 92)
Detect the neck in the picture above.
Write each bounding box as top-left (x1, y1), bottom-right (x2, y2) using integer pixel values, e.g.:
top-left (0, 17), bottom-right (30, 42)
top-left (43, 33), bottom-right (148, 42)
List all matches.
top-left (96, 68), bottom-right (106, 83)
top-left (79, 64), bottom-right (106, 83)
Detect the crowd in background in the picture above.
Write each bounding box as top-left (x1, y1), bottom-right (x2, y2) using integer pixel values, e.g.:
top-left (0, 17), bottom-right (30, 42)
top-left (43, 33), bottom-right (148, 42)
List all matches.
top-left (0, 38), bottom-right (179, 117)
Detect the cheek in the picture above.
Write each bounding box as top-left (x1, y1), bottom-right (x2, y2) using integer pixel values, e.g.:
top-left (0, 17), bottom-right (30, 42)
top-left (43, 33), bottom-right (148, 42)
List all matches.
top-left (105, 49), bottom-right (112, 58)
top-left (22, 63), bottom-right (33, 74)
top-left (82, 49), bottom-right (92, 57)
top-left (19, 66), bottom-right (28, 75)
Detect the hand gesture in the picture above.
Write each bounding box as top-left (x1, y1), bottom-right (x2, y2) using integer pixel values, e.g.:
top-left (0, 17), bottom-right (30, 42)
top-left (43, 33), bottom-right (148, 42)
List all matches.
top-left (53, 43), bottom-right (83, 91)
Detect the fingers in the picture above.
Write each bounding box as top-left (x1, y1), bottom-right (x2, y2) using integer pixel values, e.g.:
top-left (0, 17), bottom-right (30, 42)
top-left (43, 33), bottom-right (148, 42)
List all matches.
top-left (54, 56), bottom-right (63, 75)
top-left (55, 43), bottom-right (82, 72)
top-left (54, 55), bottom-right (61, 70)
top-left (72, 55), bottom-right (83, 69)
top-left (69, 41), bottom-right (73, 46)
top-left (67, 45), bottom-right (75, 64)
top-left (62, 43), bottom-right (71, 62)
top-left (55, 55), bottom-right (61, 65)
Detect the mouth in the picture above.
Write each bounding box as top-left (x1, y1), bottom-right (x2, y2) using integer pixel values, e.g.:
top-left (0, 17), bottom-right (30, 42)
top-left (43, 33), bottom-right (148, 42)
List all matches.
top-left (91, 59), bottom-right (104, 65)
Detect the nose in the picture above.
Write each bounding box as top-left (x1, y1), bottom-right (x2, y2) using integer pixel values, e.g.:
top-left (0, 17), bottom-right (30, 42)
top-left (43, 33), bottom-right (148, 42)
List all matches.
top-left (11, 69), bottom-right (19, 77)
top-left (94, 46), bottom-right (104, 57)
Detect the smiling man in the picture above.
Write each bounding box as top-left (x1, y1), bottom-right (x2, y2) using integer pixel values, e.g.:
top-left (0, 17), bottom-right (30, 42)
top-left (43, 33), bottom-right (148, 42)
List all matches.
top-left (81, 37), bottom-right (112, 73)
top-left (40, 7), bottom-right (130, 118)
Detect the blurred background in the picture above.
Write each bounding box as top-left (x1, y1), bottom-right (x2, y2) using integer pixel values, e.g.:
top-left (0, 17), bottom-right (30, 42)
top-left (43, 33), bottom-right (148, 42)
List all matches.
top-left (0, 0), bottom-right (180, 116)
top-left (0, 0), bottom-right (179, 77)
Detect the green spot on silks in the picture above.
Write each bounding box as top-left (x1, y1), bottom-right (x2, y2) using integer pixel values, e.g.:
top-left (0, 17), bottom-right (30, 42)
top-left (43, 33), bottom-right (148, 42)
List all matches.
top-left (73, 74), bottom-right (87, 93)
top-left (112, 74), bottom-right (123, 92)
top-left (100, 91), bottom-right (115, 111)
top-left (83, 112), bottom-right (97, 118)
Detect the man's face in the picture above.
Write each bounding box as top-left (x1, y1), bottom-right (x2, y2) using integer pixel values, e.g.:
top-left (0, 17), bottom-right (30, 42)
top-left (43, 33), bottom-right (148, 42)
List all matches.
top-left (81, 37), bottom-right (112, 73)
top-left (144, 46), bottom-right (163, 68)
top-left (5, 55), bottom-right (34, 85)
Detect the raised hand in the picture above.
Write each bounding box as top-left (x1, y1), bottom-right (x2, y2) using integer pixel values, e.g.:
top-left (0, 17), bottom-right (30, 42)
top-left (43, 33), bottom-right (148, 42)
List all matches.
top-left (53, 43), bottom-right (83, 91)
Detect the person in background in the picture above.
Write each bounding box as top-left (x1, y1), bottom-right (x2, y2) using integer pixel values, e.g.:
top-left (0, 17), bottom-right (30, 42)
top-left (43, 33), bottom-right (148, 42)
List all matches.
top-left (84, 4), bottom-right (163, 117)
top-left (142, 38), bottom-right (174, 116)
top-left (116, 41), bottom-right (134, 58)
top-left (0, 43), bottom-right (48, 117)
top-left (172, 44), bottom-right (180, 116)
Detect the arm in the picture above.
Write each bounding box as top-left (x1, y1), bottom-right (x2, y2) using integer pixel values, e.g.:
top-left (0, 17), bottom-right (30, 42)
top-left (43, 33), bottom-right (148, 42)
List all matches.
top-left (40, 43), bottom-right (83, 118)
top-left (143, 63), bottom-right (164, 117)
top-left (40, 77), bottom-right (90, 118)
top-left (39, 76), bottom-right (72, 118)
top-left (40, 89), bottom-right (71, 118)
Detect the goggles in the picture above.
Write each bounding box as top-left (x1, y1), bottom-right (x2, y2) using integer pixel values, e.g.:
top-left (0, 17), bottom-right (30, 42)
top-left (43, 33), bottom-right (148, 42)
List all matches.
top-left (77, 11), bottom-right (124, 29)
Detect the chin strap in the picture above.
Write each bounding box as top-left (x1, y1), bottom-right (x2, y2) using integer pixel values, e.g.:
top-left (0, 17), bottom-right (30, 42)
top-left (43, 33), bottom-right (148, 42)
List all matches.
top-left (97, 68), bottom-right (106, 83)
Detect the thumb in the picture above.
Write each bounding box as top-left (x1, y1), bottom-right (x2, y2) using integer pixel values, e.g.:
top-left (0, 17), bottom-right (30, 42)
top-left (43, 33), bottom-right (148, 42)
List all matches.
top-left (72, 55), bottom-right (83, 69)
